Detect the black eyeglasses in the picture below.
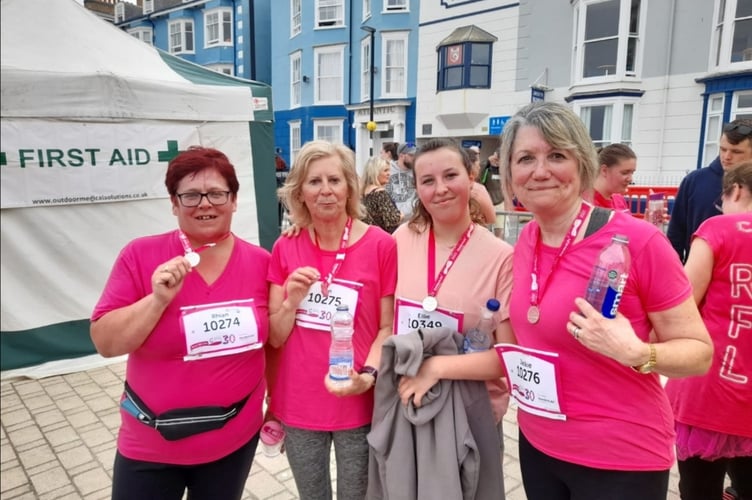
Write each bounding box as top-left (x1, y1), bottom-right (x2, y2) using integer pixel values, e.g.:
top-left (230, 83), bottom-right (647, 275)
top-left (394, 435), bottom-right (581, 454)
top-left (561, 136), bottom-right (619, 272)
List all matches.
top-left (723, 123), bottom-right (752, 136)
top-left (176, 191), bottom-right (231, 207)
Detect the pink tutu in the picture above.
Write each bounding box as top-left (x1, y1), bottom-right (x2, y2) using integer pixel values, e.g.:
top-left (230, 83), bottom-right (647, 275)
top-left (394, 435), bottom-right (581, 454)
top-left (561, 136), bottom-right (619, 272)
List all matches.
top-left (675, 422), bottom-right (752, 461)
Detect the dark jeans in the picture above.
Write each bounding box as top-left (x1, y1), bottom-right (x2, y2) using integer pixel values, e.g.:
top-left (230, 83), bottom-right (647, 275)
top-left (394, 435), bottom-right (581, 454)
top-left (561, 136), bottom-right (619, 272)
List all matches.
top-left (112, 432), bottom-right (259, 500)
top-left (678, 456), bottom-right (752, 500)
top-left (519, 430), bottom-right (669, 500)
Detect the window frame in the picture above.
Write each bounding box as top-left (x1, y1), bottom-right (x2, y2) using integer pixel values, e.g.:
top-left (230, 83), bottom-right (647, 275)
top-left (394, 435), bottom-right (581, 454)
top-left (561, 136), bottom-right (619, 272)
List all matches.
top-left (316, 0), bottom-right (344, 28)
top-left (290, 50), bottom-right (302, 108)
top-left (143, 0), bottom-right (154, 14)
top-left (314, 45), bottom-right (345, 105)
top-left (206, 64), bottom-right (234, 76)
top-left (361, 36), bottom-right (372, 102)
top-left (291, 0), bottom-right (302, 37)
top-left (572, 97), bottom-right (638, 149)
top-left (313, 118), bottom-right (344, 143)
top-left (383, 0), bottom-right (408, 12)
top-left (571, 0), bottom-right (644, 83)
top-left (363, 0), bottom-right (372, 21)
top-left (289, 121), bottom-right (302, 164)
top-left (168, 19), bottom-right (195, 54)
top-left (381, 31), bottom-right (408, 98)
top-left (711, 0), bottom-right (752, 68)
top-left (204, 8), bottom-right (233, 48)
top-left (436, 42), bottom-right (493, 91)
top-left (128, 27), bottom-right (153, 45)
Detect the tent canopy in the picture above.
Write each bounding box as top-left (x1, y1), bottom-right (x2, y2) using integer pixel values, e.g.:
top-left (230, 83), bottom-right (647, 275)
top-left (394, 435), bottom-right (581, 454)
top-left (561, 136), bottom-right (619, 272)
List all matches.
top-left (0, 0), bottom-right (279, 374)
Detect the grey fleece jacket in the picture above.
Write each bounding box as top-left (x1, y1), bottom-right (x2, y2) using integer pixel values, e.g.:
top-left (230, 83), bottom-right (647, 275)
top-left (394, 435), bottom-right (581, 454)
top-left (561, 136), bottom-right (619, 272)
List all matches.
top-left (366, 328), bottom-right (504, 500)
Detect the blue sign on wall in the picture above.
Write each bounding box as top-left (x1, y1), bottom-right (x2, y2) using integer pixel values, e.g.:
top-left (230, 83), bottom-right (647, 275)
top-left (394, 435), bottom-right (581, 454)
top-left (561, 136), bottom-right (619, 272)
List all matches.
top-left (531, 87), bottom-right (545, 102)
top-left (489, 116), bottom-right (510, 136)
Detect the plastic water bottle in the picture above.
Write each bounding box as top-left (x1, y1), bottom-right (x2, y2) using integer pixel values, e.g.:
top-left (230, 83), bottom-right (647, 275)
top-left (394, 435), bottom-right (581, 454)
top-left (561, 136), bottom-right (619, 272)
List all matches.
top-left (584, 235), bottom-right (630, 318)
top-left (329, 305), bottom-right (354, 386)
top-left (463, 298), bottom-right (501, 353)
top-left (645, 193), bottom-right (665, 227)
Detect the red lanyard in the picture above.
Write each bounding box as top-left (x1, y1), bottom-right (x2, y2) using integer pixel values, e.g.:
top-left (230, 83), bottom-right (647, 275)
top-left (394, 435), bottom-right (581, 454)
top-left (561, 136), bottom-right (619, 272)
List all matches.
top-left (527, 202), bottom-right (589, 323)
top-left (427, 223), bottom-right (475, 298)
top-left (178, 230), bottom-right (231, 267)
top-left (314, 217), bottom-right (353, 296)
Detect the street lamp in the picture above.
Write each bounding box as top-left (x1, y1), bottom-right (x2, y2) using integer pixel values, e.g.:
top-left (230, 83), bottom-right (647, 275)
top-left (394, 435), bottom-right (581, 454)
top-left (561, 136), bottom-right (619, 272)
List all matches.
top-left (361, 25), bottom-right (376, 157)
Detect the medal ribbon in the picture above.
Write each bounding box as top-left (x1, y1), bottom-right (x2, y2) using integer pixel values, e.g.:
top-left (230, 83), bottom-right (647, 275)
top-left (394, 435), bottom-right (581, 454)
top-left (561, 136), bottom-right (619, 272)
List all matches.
top-left (427, 223), bottom-right (475, 298)
top-left (314, 217), bottom-right (353, 296)
top-left (178, 230), bottom-right (231, 255)
top-left (530, 202), bottom-right (590, 309)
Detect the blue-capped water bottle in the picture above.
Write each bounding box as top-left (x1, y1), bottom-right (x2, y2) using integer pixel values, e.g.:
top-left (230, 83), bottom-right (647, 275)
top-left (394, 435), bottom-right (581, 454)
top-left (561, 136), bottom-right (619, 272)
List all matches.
top-left (585, 235), bottom-right (630, 318)
top-left (463, 298), bottom-right (501, 353)
top-left (329, 305), bottom-right (354, 387)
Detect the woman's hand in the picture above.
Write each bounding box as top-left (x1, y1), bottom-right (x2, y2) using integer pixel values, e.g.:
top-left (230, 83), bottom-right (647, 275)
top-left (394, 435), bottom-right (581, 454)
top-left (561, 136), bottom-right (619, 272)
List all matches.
top-left (567, 298), bottom-right (647, 367)
top-left (284, 266), bottom-right (320, 307)
top-left (323, 370), bottom-right (376, 397)
top-left (152, 256), bottom-right (192, 306)
top-left (281, 223), bottom-right (303, 238)
top-left (397, 357), bottom-right (440, 408)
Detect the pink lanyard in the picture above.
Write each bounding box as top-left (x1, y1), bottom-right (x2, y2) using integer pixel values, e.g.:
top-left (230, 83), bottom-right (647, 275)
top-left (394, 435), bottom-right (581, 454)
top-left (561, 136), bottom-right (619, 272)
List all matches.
top-left (314, 217), bottom-right (353, 296)
top-left (427, 223), bottom-right (475, 299)
top-left (527, 202), bottom-right (589, 324)
top-left (178, 230), bottom-right (231, 267)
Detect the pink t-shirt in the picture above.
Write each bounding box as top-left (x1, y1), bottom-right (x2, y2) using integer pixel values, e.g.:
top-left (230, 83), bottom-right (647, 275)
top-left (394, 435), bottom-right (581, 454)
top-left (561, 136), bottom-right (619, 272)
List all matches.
top-left (92, 230), bottom-right (270, 465)
top-left (267, 226), bottom-right (397, 430)
top-left (593, 190), bottom-right (630, 212)
top-left (510, 211), bottom-right (691, 470)
top-left (665, 213), bottom-right (752, 438)
top-left (393, 223), bottom-right (514, 422)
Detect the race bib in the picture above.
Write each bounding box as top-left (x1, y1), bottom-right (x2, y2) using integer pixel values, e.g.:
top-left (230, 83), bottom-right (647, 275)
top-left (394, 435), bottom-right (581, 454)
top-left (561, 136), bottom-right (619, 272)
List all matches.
top-left (495, 343), bottom-right (565, 420)
top-left (180, 298), bottom-right (261, 361)
top-left (394, 297), bottom-right (464, 335)
top-left (295, 279), bottom-right (362, 331)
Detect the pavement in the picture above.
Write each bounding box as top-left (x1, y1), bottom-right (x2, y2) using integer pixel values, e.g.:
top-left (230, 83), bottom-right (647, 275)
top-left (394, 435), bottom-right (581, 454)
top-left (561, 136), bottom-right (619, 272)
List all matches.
top-left (1, 360), bottom-right (684, 500)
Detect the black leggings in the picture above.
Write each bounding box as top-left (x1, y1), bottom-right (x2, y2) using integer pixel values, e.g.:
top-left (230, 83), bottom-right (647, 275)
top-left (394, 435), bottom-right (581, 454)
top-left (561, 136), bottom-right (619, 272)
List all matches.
top-left (112, 432), bottom-right (259, 500)
top-left (519, 430), bottom-right (669, 500)
top-left (677, 456), bottom-right (752, 500)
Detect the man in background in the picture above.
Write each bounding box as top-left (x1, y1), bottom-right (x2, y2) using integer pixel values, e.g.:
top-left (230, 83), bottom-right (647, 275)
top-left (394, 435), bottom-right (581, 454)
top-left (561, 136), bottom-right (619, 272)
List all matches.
top-left (668, 119), bottom-right (752, 262)
top-left (385, 142), bottom-right (417, 220)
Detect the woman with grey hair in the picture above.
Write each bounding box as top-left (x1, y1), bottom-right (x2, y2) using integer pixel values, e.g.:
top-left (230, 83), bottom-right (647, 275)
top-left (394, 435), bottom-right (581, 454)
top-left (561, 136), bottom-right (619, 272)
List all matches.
top-left (496, 102), bottom-right (712, 500)
top-left (267, 140), bottom-right (397, 500)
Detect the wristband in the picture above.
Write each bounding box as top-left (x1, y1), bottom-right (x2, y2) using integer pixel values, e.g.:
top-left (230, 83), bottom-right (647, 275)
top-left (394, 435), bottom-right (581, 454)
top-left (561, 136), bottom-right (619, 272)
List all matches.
top-left (358, 365), bottom-right (378, 381)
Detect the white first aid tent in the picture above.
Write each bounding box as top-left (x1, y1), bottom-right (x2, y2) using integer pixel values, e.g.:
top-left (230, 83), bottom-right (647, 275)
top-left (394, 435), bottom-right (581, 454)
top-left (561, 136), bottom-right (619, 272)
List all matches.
top-left (0, 0), bottom-right (278, 376)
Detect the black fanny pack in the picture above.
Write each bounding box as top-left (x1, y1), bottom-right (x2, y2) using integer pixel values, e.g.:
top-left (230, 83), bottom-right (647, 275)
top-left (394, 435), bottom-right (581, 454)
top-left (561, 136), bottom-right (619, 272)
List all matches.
top-left (121, 381), bottom-right (254, 441)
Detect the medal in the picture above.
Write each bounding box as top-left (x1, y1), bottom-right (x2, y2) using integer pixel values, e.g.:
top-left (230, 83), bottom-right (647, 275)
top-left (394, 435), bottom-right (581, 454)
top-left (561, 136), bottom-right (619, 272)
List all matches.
top-left (422, 296), bottom-right (438, 312)
top-left (185, 252), bottom-right (201, 268)
top-left (527, 305), bottom-right (540, 324)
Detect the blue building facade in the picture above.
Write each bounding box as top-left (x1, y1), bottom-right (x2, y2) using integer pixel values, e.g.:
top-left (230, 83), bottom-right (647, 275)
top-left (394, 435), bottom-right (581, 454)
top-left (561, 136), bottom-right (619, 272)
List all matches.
top-left (270, 0), bottom-right (419, 170)
top-left (114, 0), bottom-right (270, 83)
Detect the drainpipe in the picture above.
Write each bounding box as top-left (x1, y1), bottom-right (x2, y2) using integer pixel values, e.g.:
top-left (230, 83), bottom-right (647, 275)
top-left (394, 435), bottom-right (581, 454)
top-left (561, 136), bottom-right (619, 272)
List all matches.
top-left (656, 0), bottom-right (676, 183)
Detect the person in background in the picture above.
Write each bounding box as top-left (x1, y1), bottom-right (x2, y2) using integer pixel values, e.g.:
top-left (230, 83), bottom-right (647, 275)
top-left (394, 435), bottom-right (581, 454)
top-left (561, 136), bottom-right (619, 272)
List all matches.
top-left (90, 147), bottom-right (270, 500)
top-left (393, 138), bottom-right (515, 496)
top-left (668, 119), bottom-right (752, 262)
top-left (665, 161), bottom-right (752, 500)
top-left (385, 142), bottom-right (418, 220)
top-left (481, 150), bottom-right (507, 237)
top-left (361, 156), bottom-right (403, 233)
top-left (381, 142), bottom-right (399, 168)
top-left (466, 146), bottom-right (498, 226)
top-left (497, 102), bottom-right (713, 500)
top-left (268, 140), bottom-right (397, 500)
top-left (592, 143), bottom-right (636, 211)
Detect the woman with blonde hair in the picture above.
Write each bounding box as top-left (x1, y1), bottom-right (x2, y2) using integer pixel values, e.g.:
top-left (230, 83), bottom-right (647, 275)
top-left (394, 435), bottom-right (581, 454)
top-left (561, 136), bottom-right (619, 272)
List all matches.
top-left (267, 140), bottom-right (397, 500)
top-left (361, 156), bottom-right (403, 233)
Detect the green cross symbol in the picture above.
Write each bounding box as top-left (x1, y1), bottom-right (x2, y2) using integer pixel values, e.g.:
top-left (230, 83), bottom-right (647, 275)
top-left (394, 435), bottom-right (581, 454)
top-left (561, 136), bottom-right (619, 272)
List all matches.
top-left (157, 140), bottom-right (183, 162)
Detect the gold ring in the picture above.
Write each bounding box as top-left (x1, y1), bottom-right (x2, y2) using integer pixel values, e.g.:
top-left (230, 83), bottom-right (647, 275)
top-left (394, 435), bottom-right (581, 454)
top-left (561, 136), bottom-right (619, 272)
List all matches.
top-left (573, 327), bottom-right (581, 339)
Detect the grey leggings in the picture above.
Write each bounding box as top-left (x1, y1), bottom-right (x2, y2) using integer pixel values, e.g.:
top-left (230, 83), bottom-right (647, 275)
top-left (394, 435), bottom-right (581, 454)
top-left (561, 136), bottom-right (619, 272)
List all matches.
top-left (283, 424), bottom-right (370, 500)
